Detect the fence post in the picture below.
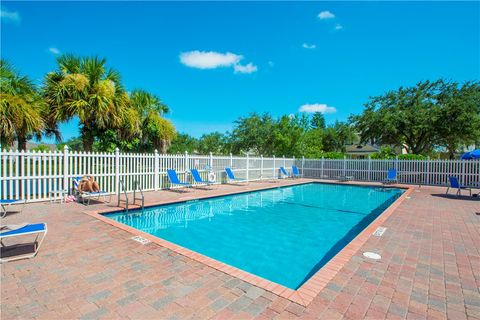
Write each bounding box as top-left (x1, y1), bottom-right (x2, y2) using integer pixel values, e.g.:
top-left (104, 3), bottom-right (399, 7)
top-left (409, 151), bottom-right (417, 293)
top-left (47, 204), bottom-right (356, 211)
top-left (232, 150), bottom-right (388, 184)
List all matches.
top-left (63, 145), bottom-right (69, 193)
top-left (302, 156), bottom-right (305, 176)
top-left (230, 153), bottom-right (233, 168)
top-left (426, 156), bottom-right (430, 186)
top-left (115, 147), bottom-right (120, 195)
top-left (283, 155), bottom-right (286, 169)
top-left (321, 157), bottom-right (325, 178)
top-left (246, 153), bottom-right (250, 181)
top-left (209, 152), bottom-right (213, 170)
top-left (184, 151), bottom-right (189, 182)
top-left (343, 155), bottom-right (346, 177)
top-left (273, 155), bottom-right (276, 178)
top-left (260, 155), bottom-right (264, 179)
top-left (154, 149), bottom-right (159, 191)
top-left (368, 155), bottom-right (371, 181)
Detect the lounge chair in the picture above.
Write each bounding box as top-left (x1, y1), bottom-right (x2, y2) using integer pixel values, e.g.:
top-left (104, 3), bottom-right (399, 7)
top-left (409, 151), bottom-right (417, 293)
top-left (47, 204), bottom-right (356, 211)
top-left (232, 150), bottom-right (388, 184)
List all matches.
top-left (225, 167), bottom-right (247, 183)
top-left (0, 223), bottom-right (47, 263)
top-left (167, 169), bottom-right (192, 189)
top-left (1, 199), bottom-right (26, 218)
top-left (292, 166), bottom-right (302, 178)
top-left (446, 176), bottom-right (472, 196)
top-left (382, 169), bottom-right (398, 185)
top-left (73, 177), bottom-right (111, 206)
top-left (190, 168), bottom-right (215, 187)
top-left (338, 175), bottom-right (354, 182)
top-left (280, 167), bottom-right (291, 178)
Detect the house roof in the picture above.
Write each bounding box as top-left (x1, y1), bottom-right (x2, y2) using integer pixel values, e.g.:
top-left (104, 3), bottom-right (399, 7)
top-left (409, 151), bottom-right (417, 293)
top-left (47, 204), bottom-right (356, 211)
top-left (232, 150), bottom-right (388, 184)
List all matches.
top-left (345, 144), bottom-right (379, 154)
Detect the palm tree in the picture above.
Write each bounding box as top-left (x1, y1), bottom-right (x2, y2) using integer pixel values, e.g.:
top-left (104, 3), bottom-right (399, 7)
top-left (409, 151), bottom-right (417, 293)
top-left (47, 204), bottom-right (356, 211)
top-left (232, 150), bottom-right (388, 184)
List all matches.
top-left (43, 54), bottom-right (129, 151)
top-left (0, 60), bottom-right (46, 150)
top-left (129, 90), bottom-right (175, 152)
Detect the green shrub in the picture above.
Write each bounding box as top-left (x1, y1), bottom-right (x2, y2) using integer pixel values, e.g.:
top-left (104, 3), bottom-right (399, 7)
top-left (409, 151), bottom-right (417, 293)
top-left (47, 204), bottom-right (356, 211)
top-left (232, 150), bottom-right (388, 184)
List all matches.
top-left (320, 152), bottom-right (345, 159)
top-left (397, 154), bottom-right (427, 160)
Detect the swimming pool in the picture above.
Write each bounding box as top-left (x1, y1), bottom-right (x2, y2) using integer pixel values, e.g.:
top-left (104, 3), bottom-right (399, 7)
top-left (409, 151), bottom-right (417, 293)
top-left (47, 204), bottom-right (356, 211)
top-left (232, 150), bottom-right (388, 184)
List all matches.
top-left (105, 183), bottom-right (403, 289)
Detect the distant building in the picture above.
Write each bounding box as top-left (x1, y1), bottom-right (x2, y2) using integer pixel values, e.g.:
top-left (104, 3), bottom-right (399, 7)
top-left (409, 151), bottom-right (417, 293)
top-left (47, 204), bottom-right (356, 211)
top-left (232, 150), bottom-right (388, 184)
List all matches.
top-left (345, 144), bottom-right (379, 159)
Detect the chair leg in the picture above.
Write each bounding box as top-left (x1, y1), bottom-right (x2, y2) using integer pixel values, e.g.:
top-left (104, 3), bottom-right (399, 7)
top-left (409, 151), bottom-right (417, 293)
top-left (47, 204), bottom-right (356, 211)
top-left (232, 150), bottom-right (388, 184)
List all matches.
top-left (446, 187), bottom-right (450, 194)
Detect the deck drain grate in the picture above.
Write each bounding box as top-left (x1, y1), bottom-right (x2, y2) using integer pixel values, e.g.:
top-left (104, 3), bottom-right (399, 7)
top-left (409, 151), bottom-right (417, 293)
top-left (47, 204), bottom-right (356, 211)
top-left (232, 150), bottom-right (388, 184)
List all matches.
top-left (131, 236), bottom-right (151, 245)
top-left (373, 227), bottom-right (387, 237)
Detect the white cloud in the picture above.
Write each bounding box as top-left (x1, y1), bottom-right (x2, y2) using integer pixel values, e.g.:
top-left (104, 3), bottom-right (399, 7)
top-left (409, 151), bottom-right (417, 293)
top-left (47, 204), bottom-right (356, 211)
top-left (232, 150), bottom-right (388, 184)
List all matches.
top-left (1, 8), bottom-right (20, 24)
top-left (318, 11), bottom-right (335, 20)
top-left (180, 50), bottom-right (257, 74)
top-left (48, 47), bottom-right (60, 55)
top-left (233, 63), bottom-right (257, 74)
top-left (302, 43), bottom-right (316, 49)
top-left (299, 103), bottom-right (337, 114)
top-left (335, 24), bottom-right (343, 30)
top-left (179, 51), bottom-right (242, 69)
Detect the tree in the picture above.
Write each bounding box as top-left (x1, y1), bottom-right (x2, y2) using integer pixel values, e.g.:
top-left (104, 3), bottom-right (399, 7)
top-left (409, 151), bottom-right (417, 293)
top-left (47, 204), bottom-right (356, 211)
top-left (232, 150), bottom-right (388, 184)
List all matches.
top-left (300, 128), bottom-right (324, 158)
top-left (168, 133), bottom-right (198, 154)
top-left (0, 60), bottom-right (46, 150)
top-left (434, 81), bottom-right (480, 158)
top-left (272, 114), bottom-right (309, 157)
top-left (310, 112), bottom-right (326, 129)
top-left (230, 113), bottom-right (276, 155)
top-left (57, 137), bottom-right (84, 151)
top-left (129, 89), bottom-right (175, 152)
top-left (44, 54), bottom-right (130, 151)
top-left (351, 80), bottom-right (442, 154)
top-left (197, 132), bottom-right (229, 155)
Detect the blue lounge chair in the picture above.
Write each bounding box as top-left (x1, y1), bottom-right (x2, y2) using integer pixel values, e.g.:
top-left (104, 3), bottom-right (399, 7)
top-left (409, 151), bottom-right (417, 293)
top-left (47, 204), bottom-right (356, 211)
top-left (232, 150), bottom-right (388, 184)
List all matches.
top-left (167, 169), bottom-right (192, 189)
top-left (0, 223), bottom-right (47, 262)
top-left (1, 199), bottom-right (26, 218)
top-left (292, 165), bottom-right (302, 178)
top-left (446, 176), bottom-right (472, 196)
top-left (225, 168), bottom-right (247, 183)
top-left (280, 167), bottom-right (290, 178)
top-left (73, 176), bottom-right (111, 206)
top-left (383, 169), bottom-right (398, 185)
top-left (190, 169), bottom-right (215, 186)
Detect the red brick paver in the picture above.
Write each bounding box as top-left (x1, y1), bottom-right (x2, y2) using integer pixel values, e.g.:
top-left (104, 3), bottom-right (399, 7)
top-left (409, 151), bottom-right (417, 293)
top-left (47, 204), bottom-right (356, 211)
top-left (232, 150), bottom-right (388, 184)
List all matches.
top-left (1, 180), bottom-right (479, 319)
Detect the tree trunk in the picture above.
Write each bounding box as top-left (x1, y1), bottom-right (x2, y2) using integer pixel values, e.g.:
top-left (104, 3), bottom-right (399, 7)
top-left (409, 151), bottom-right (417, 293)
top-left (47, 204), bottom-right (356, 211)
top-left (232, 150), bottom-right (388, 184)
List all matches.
top-left (82, 128), bottom-right (95, 152)
top-left (447, 143), bottom-right (457, 160)
top-left (17, 136), bottom-right (27, 151)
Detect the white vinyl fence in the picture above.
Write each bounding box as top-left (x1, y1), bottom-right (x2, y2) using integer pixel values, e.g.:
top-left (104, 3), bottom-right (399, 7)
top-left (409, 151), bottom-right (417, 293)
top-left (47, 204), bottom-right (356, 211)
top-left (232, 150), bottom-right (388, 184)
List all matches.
top-left (1, 146), bottom-right (479, 203)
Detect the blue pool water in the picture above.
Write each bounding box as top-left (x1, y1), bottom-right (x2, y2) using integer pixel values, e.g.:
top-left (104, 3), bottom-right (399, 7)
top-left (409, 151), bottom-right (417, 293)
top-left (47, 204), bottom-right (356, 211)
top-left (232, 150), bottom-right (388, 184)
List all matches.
top-left (106, 183), bottom-right (403, 289)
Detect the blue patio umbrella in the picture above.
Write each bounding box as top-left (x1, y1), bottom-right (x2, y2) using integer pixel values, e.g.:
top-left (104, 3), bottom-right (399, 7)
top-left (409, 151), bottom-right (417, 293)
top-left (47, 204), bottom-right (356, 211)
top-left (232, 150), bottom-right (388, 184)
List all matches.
top-left (461, 149), bottom-right (480, 160)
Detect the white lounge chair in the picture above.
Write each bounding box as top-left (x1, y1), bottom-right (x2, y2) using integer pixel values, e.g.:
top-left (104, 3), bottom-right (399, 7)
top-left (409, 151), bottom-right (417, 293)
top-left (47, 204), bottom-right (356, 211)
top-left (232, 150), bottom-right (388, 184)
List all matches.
top-left (73, 177), bottom-right (111, 205)
top-left (0, 223), bottom-right (47, 263)
top-left (1, 199), bottom-right (26, 218)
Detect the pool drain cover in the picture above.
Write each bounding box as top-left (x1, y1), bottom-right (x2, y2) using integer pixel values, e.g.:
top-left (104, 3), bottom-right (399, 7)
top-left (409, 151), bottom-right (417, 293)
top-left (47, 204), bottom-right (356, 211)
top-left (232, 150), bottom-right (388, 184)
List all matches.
top-left (363, 252), bottom-right (381, 260)
top-left (131, 236), bottom-right (151, 245)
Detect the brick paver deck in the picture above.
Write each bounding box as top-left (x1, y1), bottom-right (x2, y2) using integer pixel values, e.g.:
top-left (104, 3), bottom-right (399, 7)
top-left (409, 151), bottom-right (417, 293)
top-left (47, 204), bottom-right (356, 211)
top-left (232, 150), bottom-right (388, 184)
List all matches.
top-left (1, 179), bottom-right (479, 319)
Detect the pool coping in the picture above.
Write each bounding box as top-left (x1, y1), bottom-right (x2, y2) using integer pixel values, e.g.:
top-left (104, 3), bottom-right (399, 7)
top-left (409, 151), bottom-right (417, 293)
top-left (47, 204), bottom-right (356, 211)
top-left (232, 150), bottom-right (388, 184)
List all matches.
top-left (85, 180), bottom-right (413, 307)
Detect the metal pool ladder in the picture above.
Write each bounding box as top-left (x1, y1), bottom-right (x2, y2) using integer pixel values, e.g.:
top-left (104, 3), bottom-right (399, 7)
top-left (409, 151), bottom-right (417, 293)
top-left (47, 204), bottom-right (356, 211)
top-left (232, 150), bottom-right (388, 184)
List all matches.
top-left (117, 180), bottom-right (145, 213)
top-left (133, 180), bottom-right (145, 211)
top-left (118, 179), bottom-right (129, 212)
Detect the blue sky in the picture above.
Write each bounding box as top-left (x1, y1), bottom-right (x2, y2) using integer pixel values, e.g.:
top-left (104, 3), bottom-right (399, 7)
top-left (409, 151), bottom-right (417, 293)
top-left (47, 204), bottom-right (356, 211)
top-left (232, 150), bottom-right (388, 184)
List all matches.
top-left (1, 1), bottom-right (479, 142)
